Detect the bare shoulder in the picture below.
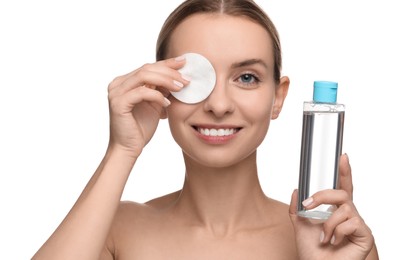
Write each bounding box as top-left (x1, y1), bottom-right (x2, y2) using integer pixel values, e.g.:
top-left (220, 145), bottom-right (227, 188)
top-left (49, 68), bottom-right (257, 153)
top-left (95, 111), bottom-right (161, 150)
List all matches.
top-left (268, 197), bottom-right (295, 230)
top-left (112, 190), bottom-right (181, 226)
top-left (115, 190), bottom-right (180, 214)
top-left (262, 197), bottom-right (297, 256)
top-left (106, 191), bottom-right (182, 257)
top-left (145, 190), bottom-right (182, 209)
top-left (265, 197), bottom-right (293, 225)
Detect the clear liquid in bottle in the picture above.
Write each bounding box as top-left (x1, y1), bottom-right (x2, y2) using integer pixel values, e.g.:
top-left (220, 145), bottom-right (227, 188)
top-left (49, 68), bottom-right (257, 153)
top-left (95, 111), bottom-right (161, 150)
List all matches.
top-left (297, 81), bottom-right (345, 220)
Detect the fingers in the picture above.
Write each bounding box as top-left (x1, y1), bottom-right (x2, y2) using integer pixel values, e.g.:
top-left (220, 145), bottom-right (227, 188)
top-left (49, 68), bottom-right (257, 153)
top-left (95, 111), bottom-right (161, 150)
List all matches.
top-left (326, 216), bottom-right (370, 246)
top-left (108, 56), bottom-right (189, 98)
top-left (108, 56), bottom-right (189, 111)
top-left (289, 189), bottom-right (312, 230)
top-left (110, 86), bottom-right (171, 115)
top-left (109, 56), bottom-right (186, 87)
top-left (338, 153), bottom-right (353, 198)
top-left (302, 188), bottom-right (372, 249)
top-left (321, 212), bottom-right (374, 254)
top-left (300, 189), bottom-right (372, 249)
top-left (291, 154), bottom-right (374, 255)
top-left (319, 200), bottom-right (357, 244)
top-left (300, 154), bottom-right (353, 211)
top-left (289, 189), bottom-right (298, 217)
top-left (301, 189), bottom-right (350, 210)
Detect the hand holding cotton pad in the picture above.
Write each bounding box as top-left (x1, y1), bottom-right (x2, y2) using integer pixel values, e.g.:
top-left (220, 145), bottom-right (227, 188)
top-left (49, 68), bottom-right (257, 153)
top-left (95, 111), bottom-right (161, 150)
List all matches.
top-left (171, 53), bottom-right (216, 104)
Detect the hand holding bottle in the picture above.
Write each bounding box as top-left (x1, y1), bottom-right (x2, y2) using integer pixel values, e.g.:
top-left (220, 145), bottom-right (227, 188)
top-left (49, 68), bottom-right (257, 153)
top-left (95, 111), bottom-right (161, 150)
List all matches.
top-left (289, 154), bottom-right (377, 260)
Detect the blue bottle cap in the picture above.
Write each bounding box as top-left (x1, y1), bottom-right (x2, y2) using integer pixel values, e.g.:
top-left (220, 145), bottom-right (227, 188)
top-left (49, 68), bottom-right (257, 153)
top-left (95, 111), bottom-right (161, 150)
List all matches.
top-left (313, 81), bottom-right (338, 103)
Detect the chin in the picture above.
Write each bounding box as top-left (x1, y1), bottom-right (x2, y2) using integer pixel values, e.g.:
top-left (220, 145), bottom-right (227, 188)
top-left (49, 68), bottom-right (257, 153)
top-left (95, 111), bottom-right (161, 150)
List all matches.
top-left (184, 149), bottom-right (257, 169)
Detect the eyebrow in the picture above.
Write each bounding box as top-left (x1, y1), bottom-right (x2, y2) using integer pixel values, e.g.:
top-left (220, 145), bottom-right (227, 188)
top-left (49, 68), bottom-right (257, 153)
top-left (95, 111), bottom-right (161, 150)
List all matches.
top-left (231, 59), bottom-right (268, 69)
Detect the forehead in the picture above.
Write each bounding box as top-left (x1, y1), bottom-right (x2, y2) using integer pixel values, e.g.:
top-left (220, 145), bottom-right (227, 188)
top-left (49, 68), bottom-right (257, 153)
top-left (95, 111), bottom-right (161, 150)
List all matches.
top-left (167, 14), bottom-right (274, 68)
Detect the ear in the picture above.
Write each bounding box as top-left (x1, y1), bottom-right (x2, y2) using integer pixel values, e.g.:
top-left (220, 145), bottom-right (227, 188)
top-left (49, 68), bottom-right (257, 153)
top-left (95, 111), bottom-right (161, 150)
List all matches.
top-left (271, 76), bottom-right (290, 120)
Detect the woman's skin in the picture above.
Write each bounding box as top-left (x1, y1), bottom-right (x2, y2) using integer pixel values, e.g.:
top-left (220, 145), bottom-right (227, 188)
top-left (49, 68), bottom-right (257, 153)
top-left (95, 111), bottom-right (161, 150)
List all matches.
top-left (33, 13), bottom-right (378, 260)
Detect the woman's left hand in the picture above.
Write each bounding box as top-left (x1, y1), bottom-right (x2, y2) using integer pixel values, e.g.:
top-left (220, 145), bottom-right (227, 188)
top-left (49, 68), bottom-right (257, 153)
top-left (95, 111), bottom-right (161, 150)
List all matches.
top-left (289, 154), bottom-right (377, 260)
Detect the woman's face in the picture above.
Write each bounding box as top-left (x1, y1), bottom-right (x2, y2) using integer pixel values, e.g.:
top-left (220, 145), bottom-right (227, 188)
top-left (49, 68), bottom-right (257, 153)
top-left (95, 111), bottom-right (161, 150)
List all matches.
top-left (166, 14), bottom-right (288, 168)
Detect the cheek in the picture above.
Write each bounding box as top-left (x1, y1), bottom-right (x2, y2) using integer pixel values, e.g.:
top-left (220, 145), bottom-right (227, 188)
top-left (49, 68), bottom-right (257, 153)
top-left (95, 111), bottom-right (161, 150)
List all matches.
top-left (237, 92), bottom-right (274, 147)
top-left (234, 89), bottom-right (275, 120)
top-left (167, 103), bottom-right (184, 128)
top-left (166, 101), bottom-right (193, 140)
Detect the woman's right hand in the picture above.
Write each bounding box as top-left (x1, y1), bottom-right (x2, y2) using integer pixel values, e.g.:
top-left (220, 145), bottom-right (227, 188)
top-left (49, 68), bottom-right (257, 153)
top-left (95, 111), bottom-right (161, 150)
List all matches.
top-left (107, 56), bottom-right (188, 158)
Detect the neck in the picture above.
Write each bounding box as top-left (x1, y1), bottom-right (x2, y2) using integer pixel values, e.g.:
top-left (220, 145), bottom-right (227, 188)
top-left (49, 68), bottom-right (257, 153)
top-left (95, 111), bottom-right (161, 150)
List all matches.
top-left (174, 151), bottom-right (270, 236)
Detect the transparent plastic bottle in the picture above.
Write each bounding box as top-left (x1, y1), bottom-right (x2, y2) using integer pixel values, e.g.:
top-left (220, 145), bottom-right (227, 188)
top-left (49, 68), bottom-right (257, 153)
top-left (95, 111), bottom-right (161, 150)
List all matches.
top-left (297, 81), bottom-right (345, 220)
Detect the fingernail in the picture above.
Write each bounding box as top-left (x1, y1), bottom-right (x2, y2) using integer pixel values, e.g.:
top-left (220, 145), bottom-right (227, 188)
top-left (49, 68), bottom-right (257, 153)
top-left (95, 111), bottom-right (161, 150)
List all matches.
top-left (302, 197), bottom-right (313, 207)
top-left (173, 80), bottom-right (184, 88)
top-left (164, 97), bottom-right (171, 107)
top-left (330, 235), bottom-right (336, 245)
top-left (175, 55), bottom-right (185, 62)
top-left (320, 231), bottom-right (325, 243)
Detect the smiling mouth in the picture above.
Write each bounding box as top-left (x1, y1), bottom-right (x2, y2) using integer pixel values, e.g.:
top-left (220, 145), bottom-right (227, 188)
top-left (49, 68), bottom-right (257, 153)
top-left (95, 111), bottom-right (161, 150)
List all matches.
top-left (194, 127), bottom-right (241, 137)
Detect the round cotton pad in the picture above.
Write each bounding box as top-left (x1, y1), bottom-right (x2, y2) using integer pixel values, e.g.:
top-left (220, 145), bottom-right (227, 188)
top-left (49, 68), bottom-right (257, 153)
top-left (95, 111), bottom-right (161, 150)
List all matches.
top-left (171, 53), bottom-right (216, 104)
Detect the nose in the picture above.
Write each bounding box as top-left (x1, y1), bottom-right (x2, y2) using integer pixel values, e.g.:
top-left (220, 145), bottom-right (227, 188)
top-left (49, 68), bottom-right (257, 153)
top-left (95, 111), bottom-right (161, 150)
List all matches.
top-left (203, 78), bottom-right (235, 117)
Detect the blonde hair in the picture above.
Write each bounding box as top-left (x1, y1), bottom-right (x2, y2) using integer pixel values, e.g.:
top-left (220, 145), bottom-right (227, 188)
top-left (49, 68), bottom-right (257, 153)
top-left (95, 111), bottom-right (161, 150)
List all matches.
top-left (156, 0), bottom-right (282, 83)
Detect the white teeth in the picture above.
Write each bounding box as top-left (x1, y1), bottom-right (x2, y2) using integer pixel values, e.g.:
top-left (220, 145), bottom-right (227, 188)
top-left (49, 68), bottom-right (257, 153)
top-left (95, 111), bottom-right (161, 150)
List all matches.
top-left (210, 129), bottom-right (218, 136)
top-left (198, 128), bottom-right (236, 137)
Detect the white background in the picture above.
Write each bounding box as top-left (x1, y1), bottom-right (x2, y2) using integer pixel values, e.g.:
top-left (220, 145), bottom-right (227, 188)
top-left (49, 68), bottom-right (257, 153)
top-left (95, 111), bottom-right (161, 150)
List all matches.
top-left (1, 0), bottom-right (406, 259)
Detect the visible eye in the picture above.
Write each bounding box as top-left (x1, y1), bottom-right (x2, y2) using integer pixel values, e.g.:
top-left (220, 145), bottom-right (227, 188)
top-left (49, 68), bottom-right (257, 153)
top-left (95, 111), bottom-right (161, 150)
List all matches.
top-left (237, 73), bottom-right (260, 87)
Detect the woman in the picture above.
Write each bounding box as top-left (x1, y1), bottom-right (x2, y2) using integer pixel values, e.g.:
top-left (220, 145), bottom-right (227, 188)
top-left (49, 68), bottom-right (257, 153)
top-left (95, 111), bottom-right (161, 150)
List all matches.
top-left (33, 0), bottom-right (378, 259)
